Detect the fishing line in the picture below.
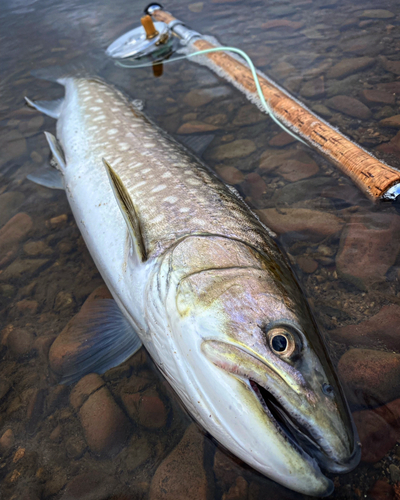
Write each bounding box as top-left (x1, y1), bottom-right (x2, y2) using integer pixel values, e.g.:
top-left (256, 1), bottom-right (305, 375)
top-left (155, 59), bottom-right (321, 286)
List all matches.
top-left (116, 47), bottom-right (306, 145)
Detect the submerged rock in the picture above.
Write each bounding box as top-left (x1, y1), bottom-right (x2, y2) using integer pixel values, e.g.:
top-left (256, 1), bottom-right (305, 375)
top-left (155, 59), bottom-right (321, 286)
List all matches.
top-left (0, 213), bottom-right (33, 268)
top-left (149, 424), bottom-right (209, 500)
top-left (242, 173), bottom-right (267, 200)
top-left (338, 348), bottom-right (400, 408)
top-left (0, 192), bottom-right (24, 228)
top-left (330, 304), bottom-right (400, 351)
top-left (216, 166), bottom-right (244, 185)
top-left (325, 95), bottom-right (371, 120)
top-left (326, 57), bottom-right (374, 79)
top-left (256, 208), bottom-right (343, 237)
top-left (207, 140), bottom-right (257, 160)
top-left (336, 213), bottom-right (400, 289)
top-left (122, 390), bottom-right (168, 429)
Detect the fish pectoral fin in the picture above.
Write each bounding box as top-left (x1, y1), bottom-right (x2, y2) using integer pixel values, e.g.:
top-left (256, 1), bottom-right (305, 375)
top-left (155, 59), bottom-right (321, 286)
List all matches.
top-left (50, 298), bottom-right (143, 385)
top-left (27, 164), bottom-right (64, 190)
top-left (44, 131), bottom-right (66, 171)
top-left (24, 96), bottom-right (64, 119)
top-left (103, 158), bottom-right (147, 262)
top-left (176, 133), bottom-right (215, 157)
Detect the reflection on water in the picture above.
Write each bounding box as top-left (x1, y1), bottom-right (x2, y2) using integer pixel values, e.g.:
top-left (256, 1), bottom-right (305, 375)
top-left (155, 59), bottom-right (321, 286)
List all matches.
top-left (1, 0), bottom-right (400, 498)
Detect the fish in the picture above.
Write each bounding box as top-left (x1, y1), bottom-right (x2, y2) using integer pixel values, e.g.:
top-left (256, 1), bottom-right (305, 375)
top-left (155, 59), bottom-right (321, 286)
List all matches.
top-left (26, 74), bottom-right (360, 497)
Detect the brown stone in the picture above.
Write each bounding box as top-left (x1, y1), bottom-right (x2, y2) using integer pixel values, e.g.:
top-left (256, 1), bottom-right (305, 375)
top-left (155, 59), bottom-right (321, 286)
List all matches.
top-left (208, 140), bottom-right (257, 160)
top-left (176, 121), bottom-right (218, 134)
top-left (149, 424), bottom-right (209, 500)
top-left (222, 477), bottom-right (248, 500)
top-left (213, 448), bottom-right (244, 489)
top-left (256, 208), bottom-right (343, 237)
top-left (7, 328), bottom-right (35, 357)
top-left (216, 166), bottom-right (244, 185)
top-left (336, 213), bottom-right (400, 289)
top-left (183, 87), bottom-right (231, 107)
top-left (78, 385), bottom-right (132, 455)
top-left (296, 256), bottom-right (318, 274)
top-left (258, 149), bottom-right (319, 180)
top-left (23, 240), bottom-right (52, 256)
top-left (70, 373), bottom-right (106, 410)
top-left (268, 132), bottom-right (296, 147)
top-left (60, 471), bottom-right (115, 500)
top-left (361, 89), bottom-right (396, 105)
top-left (242, 173), bottom-right (267, 200)
top-left (361, 9), bottom-right (394, 19)
top-left (49, 285), bottom-right (112, 379)
top-left (380, 57), bottom-right (400, 76)
top-left (330, 305), bottom-right (400, 351)
top-left (276, 158), bottom-right (319, 182)
top-left (232, 105), bottom-right (267, 126)
top-left (122, 390), bottom-right (168, 429)
top-left (46, 214), bottom-right (68, 229)
top-left (0, 258), bottom-right (49, 281)
top-left (262, 19), bottom-right (304, 30)
top-left (15, 299), bottom-right (38, 314)
top-left (379, 115), bottom-right (400, 128)
top-left (300, 77), bottom-right (325, 98)
top-left (368, 480), bottom-right (395, 500)
top-left (0, 213), bottom-right (33, 268)
top-left (325, 95), bottom-right (371, 120)
top-left (0, 429), bottom-right (14, 452)
top-left (0, 192), bottom-right (24, 228)
top-left (338, 349), bottom-right (400, 407)
top-left (326, 57), bottom-right (374, 79)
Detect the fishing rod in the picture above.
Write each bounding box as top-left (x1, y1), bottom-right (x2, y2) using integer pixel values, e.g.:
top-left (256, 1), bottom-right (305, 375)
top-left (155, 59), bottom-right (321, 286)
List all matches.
top-left (106, 3), bottom-right (400, 204)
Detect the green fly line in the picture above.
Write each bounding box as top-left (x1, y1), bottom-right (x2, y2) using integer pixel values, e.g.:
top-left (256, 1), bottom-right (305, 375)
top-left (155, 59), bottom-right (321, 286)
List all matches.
top-left (116, 46), bottom-right (306, 145)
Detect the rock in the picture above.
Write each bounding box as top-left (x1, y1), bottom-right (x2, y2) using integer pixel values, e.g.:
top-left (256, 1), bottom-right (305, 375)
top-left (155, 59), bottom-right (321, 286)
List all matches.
top-left (0, 258), bottom-right (49, 281)
top-left (380, 57), bottom-right (400, 77)
top-left (60, 471), bottom-right (115, 500)
top-left (242, 173), bottom-right (267, 200)
top-left (0, 192), bottom-right (24, 227)
top-left (256, 208), bottom-right (343, 237)
top-left (271, 61), bottom-right (296, 79)
top-left (49, 286), bottom-right (112, 379)
top-left (204, 114), bottom-right (228, 125)
top-left (296, 256), bottom-right (318, 274)
top-left (312, 104), bottom-right (332, 118)
top-left (46, 214), bottom-right (68, 229)
top-left (7, 328), bottom-right (35, 357)
top-left (390, 464), bottom-right (400, 482)
top-left (330, 305), bottom-right (400, 351)
top-left (207, 140), bottom-right (257, 160)
top-left (361, 89), bottom-right (396, 105)
top-left (368, 480), bottom-right (394, 500)
top-left (0, 130), bottom-right (27, 167)
top-left (15, 299), bottom-right (38, 315)
top-left (222, 477), bottom-right (248, 500)
top-left (188, 2), bottom-right (203, 12)
top-left (35, 335), bottom-right (56, 359)
top-left (183, 86), bottom-right (231, 107)
top-left (325, 74), bottom-right (361, 97)
top-left (23, 240), bottom-right (52, 256)
top-left (122, 390), bottom-right (168, 428)
top-left (43, 469), bottom-right (68, 498)
top-left (49, 425), bottom-right (61, 443)
top-left (275, 158), bottom-right (319, 182)
top-left (149, 424), bottom-right (209, 500)
top-left (0, 213), bottom-right (33, 268)
top-left (65, 435), bottom-right (86, 459)
top-left (353, 407), bottom-right (398, 462)
top-left (300, 77), bottom-right (325, 98)
top-left (379, 115), bottom-right (400, 128)
top-left (325, 95), bottom-right (371, 119)
top-left (213, 448), bottom-right (244, 490)
top-left (54, 291), bottom-right (75, 311)
top-left (76, 385), bottom-right (132, 455)
top-left (262, 19), bottom-right (303, 30)
top-left (216, 166), bottom-right (244, 185)
top-left (70, 374), bottom-right (106, 411)
top-left (338, 349), bottom-right (400, 407)
top-left (176, 121), bottom-right (218, 134)
top-left (268, 132), bottom-right (296, 147)
top-left (360, 9), bottom-right (395, 19)
top-left (123, 435), bottom-right (152, 472)
top-left (0, 429), bottom-right (14, 452)
top-left (377, 81), bottom-right (400, 94)
top-left (326, 57), bottom-right (374, 79)
top-left (336, 213), bottom-right (400, 289)
top-left (232, 105), bottom-right (267, 126)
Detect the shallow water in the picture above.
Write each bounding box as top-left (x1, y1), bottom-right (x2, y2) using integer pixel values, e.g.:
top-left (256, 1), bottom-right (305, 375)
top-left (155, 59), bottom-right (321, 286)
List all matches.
top-left (1, 0), bottom-right (400, 498)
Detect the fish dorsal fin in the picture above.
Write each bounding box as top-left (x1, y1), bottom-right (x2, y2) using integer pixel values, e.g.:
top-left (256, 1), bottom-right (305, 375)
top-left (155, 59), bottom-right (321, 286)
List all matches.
top-left (103, 158), bottom-right (147, 262)
top-left (24, 96), bottom-right (64, 119)
top-left (44, 131), bottom-right (66, 171)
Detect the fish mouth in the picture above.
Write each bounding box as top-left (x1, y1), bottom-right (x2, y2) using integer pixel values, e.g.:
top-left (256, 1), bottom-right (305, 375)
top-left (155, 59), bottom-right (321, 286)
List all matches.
top-left (202, 340), bottom-right (360, 474)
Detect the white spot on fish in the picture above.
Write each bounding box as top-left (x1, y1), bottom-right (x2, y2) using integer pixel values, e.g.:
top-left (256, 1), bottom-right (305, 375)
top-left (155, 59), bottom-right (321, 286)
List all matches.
top-left (187, 178), bottom-right (202, 186)
top-left (141, 168), bottom-right (151, 174)
top-left (93, 115), bottom-right (106, 122)
top-left (107, 129), bottom-right (118, 135)
top-left (152, 214), bottom-right (164, 223)
top-left (90, 106), bottom-right (101, 111)
top-left (144, 143), bottom-right (156, 148)
top-left (151, 185), bottom-right (167, 193)
top-left (132, 181), bottom-right (147, 189)
top-left (163, 196), bottom-right (178, 204)
top-left (119, 143), bottom-right (129, 151)
top-left (161, 172), bottom-right (172, 179)
top-left (96, 99), bottom-right (104, 103)
top-left (179, 207), bottom-right (190, 213)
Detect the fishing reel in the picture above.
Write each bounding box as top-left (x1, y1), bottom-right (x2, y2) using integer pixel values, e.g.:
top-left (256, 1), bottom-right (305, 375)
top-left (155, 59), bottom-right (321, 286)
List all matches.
top-left (106, 3), bottom-right (200, 76)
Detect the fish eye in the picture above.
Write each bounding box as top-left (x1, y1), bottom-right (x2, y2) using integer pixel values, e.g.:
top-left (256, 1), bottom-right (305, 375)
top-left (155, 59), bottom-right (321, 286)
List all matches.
top-left (322, 383), bottom-right (334, 397)
top-left (267, 327), bottom-right (297, 358)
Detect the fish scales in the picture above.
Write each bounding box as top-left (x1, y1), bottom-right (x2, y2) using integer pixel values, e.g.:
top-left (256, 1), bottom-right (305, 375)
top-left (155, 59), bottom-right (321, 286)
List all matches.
top-left (69, 78), bottom-right (276, 259)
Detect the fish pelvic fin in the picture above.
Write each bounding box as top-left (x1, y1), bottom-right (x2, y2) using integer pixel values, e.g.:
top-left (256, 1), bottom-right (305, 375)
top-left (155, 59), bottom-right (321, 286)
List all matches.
top-left (103, 158), bottom-right (147, 262)
top-left (27, 164), bottom-right (64, 190)
top-left (49, 297), bottom-right (142, 385)
top-left (44, 132), bottom-right (66, 171)
top-left (24, 96), bottom-right (64, 119)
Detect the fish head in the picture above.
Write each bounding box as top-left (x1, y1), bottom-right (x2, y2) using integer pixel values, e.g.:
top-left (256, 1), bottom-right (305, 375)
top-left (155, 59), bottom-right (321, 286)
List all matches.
top-left (172, 249), bottom-right (360, 496)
